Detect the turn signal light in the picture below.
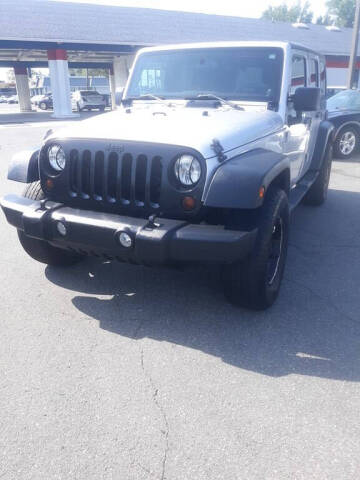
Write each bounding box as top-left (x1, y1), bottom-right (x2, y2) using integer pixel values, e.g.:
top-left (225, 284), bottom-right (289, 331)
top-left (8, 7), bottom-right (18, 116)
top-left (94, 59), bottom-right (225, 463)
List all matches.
top-left (46, 178), bottom-right (54, 190)
top-left (259, 186), bottom-right (265, 199)
top-left (182, 196), bottom-right (196, 211)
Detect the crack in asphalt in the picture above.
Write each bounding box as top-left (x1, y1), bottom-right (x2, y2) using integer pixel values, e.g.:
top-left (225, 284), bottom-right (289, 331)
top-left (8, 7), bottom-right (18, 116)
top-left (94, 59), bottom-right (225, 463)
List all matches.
top-left (131, 268), bottom-right (170, 480)
top-left (140, 347), bottom-right (170, 480)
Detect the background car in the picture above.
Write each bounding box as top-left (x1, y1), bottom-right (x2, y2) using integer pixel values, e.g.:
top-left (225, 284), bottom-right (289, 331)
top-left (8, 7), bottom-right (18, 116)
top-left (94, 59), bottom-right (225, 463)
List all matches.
top-left (30, 94), bottom-right (42, 106)
top-left (6, 95), bottom-right (18, 104)
top-left (327, 89), bottom-right (360, 159)
top-left (326, 86), bottom-right (346, 99)
top-left (71, 90), bottom-right (106, 111)
top-left (0, 96), bottom-right (8, 103)
top-left (37, 93), bottom-right (53, 110)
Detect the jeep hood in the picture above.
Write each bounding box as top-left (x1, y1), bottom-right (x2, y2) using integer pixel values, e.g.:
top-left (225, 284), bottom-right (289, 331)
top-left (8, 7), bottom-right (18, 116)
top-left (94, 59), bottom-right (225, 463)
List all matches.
top-left (52, 106), bottom-right (283, 159)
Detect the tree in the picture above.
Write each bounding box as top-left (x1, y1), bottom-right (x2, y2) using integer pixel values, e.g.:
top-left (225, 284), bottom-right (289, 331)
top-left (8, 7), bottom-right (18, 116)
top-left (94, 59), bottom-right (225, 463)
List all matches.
top-left (6, 69), bottom-right (15, 84)
top-left (316, 14), bottom-right (333, 25)
top-left (262, 1), bottom-right (313, 23)
top-left (326, 0), bottom-right (356, 27)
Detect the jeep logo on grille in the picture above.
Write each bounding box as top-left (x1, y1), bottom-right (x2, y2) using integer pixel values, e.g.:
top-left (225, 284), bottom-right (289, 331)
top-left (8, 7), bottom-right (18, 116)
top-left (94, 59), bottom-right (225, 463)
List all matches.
top-left (105, 143), bottom-right (125, 153)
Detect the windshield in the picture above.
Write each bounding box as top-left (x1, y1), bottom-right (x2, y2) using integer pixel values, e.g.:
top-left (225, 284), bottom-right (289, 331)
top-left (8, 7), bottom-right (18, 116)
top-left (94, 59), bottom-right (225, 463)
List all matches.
top-left (125, 47), bottom-right (284, 104)
top-left (327, 90), bottom-right (360, 111)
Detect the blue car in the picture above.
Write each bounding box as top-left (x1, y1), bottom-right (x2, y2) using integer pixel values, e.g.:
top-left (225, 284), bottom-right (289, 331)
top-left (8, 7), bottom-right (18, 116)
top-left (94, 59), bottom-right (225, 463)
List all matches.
top-left (37, 94), bottom-right (53, 110)
top-left (327, 89), bottom-right (360, 159)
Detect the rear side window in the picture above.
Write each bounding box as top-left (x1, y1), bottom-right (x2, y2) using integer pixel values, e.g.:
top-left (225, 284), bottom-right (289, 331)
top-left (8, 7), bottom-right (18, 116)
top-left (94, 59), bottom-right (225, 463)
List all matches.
top-left (310, 59), bottom-right (319, 87)
top-left (290, 55), bottom-right (307, 94)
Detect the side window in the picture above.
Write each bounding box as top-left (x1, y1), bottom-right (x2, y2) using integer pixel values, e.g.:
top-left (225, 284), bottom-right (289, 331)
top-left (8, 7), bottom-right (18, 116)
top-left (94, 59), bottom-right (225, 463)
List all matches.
top-left (310, 59), bottom-right (319, 87)
top-left (290, 55), bottom-right (307, 95)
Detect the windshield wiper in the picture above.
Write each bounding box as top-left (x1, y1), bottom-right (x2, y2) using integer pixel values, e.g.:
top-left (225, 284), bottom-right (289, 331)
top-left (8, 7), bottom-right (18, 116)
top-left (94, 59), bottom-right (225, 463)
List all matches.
top-left (185, 94), bottom-right (244, 110)
top-left (122, 94), bottom-right (172, 107)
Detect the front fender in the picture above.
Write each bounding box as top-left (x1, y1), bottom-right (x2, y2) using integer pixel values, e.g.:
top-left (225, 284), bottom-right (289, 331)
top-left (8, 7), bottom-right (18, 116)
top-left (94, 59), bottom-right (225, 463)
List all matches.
top-left (203, 148), bottom-right (289, 209)
top-left (310, 120), bottom-right (335, 171)
top-left (8, 148), bottom-right (40, 183)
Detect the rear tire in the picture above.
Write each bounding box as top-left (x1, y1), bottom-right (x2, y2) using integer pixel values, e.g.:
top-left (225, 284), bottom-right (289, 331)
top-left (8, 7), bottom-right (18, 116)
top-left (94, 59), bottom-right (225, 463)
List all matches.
top-left (224, 188), bottom-right (289, 310)
top-left (302, 144), bottom-right (332, 206)
top-left (17, 182), bottom-right (83, 267)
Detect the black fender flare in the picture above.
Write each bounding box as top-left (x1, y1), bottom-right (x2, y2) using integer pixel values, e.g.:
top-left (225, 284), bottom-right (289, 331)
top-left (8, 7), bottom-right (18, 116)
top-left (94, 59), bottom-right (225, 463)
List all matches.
top-left (203, 148), bottom-right (290, 209)
top-left (310, 120), bottom-right (335, 171)
top-left (8, 148), bottom-right (40, 183)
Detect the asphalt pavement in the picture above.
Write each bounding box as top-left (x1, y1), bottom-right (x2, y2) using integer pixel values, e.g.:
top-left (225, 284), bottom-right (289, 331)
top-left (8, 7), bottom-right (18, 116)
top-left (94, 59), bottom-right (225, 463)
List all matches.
top-left (0, 111), bottom-right (360, 480)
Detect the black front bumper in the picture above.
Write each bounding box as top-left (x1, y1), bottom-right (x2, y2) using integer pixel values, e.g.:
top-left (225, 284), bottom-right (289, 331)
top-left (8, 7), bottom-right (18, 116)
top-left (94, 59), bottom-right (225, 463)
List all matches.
top-left (0, 194), bottom-right (257, 265)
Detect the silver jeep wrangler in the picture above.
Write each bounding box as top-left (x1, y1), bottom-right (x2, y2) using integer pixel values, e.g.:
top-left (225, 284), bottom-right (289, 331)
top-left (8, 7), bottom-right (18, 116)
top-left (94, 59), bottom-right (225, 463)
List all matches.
top-left (1, 42), bottom-right (334, 309)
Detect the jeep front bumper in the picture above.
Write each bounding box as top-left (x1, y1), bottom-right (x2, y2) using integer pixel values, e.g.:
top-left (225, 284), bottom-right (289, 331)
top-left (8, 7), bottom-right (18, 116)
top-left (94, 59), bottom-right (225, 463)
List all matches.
top-left (0, 194), bottom-right (257, 265)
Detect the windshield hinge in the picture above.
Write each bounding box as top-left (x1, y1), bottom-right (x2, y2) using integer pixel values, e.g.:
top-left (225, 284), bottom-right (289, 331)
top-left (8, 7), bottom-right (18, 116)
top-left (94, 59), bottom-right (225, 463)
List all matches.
top-left (211, 139), bottom-right (227, 162)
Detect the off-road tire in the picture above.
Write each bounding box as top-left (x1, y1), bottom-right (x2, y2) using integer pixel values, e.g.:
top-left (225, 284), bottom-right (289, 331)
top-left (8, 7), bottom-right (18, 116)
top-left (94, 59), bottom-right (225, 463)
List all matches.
top-left (302, 145), bottom-right (332, 206)
top-left (17, 181), bottom-right (83, 266)
top-left (333, 126), bottom-right (358, 159)
top-left (39, 101), bottom-right (47, 110)
top-left (224, 188), bottom-right (289, 310)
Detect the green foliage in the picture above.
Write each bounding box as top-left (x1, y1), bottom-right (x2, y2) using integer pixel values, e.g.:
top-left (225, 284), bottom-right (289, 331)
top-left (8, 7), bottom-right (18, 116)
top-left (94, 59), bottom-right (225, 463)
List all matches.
top-left (326, 0), bottom-right (356, 27)
top-left (262, 0), bottom-right (355, 27)
top-left (316, 14), bottom-right (333, 25)
top-left (262, 1), bottom-right (313, 23)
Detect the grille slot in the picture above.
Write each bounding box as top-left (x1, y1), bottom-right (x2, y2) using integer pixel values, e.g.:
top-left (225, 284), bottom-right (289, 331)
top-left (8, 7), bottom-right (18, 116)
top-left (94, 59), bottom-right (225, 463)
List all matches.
top-left (68, 149), bottom-right (163, 210)
top-left (81, 150), bottom-right (91, 198)
top-left (94, 151), bottom-right (104, 200)
top-left (121, 154), bottom-right (132, 203)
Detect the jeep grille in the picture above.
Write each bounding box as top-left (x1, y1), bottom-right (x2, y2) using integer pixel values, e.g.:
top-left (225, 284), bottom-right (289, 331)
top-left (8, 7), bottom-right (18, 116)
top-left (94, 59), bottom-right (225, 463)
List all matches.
top-left (68, 149), bottom-right (162, 208)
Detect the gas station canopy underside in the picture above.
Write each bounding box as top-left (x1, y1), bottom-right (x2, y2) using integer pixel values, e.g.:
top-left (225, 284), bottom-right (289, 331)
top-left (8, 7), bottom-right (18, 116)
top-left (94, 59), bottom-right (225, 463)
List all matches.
top-left (0, 40), bottom-right (138, 69)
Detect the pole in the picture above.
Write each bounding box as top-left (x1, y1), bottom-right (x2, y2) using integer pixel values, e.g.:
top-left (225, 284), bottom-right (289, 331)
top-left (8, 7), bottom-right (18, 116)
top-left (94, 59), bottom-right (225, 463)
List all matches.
top-left (347, 0), bottom-right (360, 89)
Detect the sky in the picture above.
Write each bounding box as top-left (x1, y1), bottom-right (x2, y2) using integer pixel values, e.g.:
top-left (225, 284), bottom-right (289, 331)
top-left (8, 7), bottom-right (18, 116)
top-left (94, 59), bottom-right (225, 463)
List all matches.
top-left (0, 0), bottom-right (328, 82)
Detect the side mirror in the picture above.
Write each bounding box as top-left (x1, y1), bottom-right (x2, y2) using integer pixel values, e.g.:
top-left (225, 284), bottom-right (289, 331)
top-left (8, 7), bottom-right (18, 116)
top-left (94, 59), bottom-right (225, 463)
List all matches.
top-left (292, 87), bottom-right (321, 111)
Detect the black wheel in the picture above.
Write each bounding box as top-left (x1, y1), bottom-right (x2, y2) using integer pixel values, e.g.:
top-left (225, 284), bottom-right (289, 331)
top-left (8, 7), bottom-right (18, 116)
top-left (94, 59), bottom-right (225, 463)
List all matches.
top-left (224, 188), bottom-right (289, 310)
top-left (303, 144), bottom-right (333, 206)
top-left (39, 101), bottom-right (47, 110)
top-left (334, 126), bottom-right (358, 159)
top-left (99, 106), bottom-right (105, 111)
top-left (17, 182), bottom-right (83, 267)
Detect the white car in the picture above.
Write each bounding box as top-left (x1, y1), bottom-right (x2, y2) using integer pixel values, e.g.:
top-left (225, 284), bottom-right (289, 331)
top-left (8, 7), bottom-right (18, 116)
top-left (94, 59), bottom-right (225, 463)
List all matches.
top-left (6, 95), bottom-right (18, 104)
top-left (71, 90), bottom-right (106, 112)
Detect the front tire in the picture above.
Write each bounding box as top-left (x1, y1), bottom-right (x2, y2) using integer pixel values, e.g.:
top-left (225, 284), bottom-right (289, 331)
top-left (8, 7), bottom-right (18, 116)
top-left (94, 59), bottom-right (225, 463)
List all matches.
top-left (39, 101), bottom-right (47, 110)
top-left (334, 126), bottom-right (358, 159)
top-left (224, 188), bottom-right (289, 310)
top-left (17, 182), bottom-right (83, 267)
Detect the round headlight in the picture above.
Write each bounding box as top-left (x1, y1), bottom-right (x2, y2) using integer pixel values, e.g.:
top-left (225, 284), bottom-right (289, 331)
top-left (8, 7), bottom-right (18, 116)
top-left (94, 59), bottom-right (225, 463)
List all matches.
top-left (48, 144), bottom-right (66, 171)
top-left (174, 155), bottom-right (201, 187)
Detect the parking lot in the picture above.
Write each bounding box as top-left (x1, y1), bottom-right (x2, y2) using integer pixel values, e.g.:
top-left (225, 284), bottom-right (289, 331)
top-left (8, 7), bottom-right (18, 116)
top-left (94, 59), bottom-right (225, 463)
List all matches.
top-left (0, 113), bottom-right (360, 479)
